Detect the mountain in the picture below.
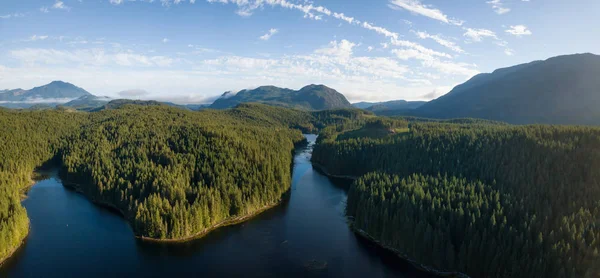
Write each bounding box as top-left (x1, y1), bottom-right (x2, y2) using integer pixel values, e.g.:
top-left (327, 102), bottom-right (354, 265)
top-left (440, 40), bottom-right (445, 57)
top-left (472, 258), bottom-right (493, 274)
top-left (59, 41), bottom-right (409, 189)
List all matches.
top-left (184, 104), bottom-right (210, 111)
top-left (413, 53), bottom-right (600, 125)
top-left (365, 100), bottom-right (426, 112)
top-left (92, 99), bottom-right (208, 111)
top-left (352, 102), bottom-right (379, 109)
top-left (62, 95), bottom-right (111, 110)
top-left (0, 81), bottom-right (91, 102)
top-left (92, 99), bottom-right (176, 111)
top-left (209, 84), bottom-right (352, 110)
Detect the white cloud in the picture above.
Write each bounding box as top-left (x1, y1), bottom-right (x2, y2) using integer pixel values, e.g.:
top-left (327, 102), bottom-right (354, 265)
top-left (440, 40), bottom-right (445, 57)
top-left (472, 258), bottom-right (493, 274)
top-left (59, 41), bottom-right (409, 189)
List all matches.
top-left (28, 35), bottom-right (49, 41)
top-left (421, 59), bottom-right (479, 77)
top-left (367, 46), bottom-right (374, 52)
top-left (315, 40), bottom-right (356, 60)
top-left (53, 1), bottom-right (70, 10)
top-left (4, 37), bottom-right (440, 101)
top-left (205, 0), bottom-right (477, 65)
top-left (390, 38), bottom-right (452, 59)
top-left (10, 48), bottom-right (174, 68)
top-left (505, 25), bottom-right (532, 36)
top-left (487, 0), bottom-right (510, 14)
top-left (362, 22), bottom-right (398, 39)
top-left (388, 0), bottom-right (463, 25)
top-left (392, 48), bottom-right (434, 61)
top-left (40, 7), bottom-right (50, 13)
top-left (0, 13), bottom-right (25, 19)
top-left (259, 28), bottom-right (278, 41)
top-left (463, 28), bottom-right (498, 42)
top-left (504, 48), bottom-right (514, 56)
top-left (162, 38), bottom-right (169, 43)
top-left (414, 31), bottom-right (465, 53)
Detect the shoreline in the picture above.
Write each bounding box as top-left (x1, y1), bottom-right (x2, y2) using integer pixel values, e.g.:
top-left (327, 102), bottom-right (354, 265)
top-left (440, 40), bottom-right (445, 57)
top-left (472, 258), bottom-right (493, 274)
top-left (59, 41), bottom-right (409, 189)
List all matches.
top-left (60, 174), bottom-right (291, 244)
top-left (0, 171), bottom-right (42, 267)
top-left (312, 159), bottom-right (470, 278)
top-left (310, 162), bottom-right (359, 180)
top-left (352, 227), bottom-right (470, 278)
top-left (0, 222), bottom-right (29, 268)
top-left (137, 198), bottom-right (286, 243)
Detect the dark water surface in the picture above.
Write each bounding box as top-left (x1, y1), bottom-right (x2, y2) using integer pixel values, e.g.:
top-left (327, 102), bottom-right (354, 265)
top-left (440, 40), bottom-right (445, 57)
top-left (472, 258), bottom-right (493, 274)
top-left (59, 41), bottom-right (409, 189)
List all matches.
top-left (0, 135), bottom-right (433, 278)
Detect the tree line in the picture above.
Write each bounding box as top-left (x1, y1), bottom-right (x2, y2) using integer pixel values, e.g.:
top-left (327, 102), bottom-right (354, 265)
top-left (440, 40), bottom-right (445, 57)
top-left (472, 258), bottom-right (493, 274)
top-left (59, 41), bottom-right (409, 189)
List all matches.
top-left (0, 102), bottom-right (370, 257)
top-left (0, 109), bottom-right (86, 262)
top-left (313, 120), bottom-right (600, 277)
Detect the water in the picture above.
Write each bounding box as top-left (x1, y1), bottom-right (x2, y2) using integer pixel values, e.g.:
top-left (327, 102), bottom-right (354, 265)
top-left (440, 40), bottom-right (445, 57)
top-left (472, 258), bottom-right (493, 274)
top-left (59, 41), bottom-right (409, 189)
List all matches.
top-left (0, 135), bottom-right (433, 278)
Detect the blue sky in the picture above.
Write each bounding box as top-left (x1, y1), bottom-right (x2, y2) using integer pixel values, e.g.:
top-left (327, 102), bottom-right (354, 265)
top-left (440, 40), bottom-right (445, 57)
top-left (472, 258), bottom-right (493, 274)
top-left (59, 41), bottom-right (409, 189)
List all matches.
top-left (1, 0), bottom-right (598, 103)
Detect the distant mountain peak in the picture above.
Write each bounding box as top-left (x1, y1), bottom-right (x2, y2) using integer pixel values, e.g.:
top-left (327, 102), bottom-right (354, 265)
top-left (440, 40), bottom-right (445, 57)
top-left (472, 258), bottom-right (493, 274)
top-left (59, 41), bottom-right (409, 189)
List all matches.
top-left (0, 81), bottom-right (92, 106)
top-left (48, 80), bottom-right (70, 85)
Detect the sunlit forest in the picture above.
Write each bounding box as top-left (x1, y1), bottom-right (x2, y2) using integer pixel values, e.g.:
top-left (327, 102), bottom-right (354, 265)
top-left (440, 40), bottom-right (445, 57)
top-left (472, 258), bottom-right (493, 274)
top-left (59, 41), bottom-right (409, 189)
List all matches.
top-left (1, 104), bottom-right (598, 277)
top-left (313, 118), bottom-right (600, 277)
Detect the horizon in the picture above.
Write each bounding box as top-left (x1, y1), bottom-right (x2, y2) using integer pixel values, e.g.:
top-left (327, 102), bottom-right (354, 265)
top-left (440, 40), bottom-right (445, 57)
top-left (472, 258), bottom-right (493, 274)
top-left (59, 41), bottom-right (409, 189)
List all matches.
top-left (1, 0), bottom-right (599, 103)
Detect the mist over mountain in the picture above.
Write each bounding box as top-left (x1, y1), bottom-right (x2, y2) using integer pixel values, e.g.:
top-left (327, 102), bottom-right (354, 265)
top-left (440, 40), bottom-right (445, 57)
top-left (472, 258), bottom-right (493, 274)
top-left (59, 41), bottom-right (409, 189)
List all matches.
top-left (413, 53), bottom-right (600, 125)
top-left (4, 54), bottom-right (600, 127)
top-left (209, 84), bottom-right (352, 110)
top-left (62, 95), bottom-right (112, 110)
top-left (0, 81), bottom-right (91, 102)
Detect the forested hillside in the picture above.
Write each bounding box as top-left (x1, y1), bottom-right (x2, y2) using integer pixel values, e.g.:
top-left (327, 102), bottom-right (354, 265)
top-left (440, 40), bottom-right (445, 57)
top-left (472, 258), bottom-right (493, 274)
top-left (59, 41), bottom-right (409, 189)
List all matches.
top-left (2, 102), bottom-right (599, 277)
top-left (60, 105), bottom-right (306, 239)
top-left (0, 103), bottom-right (372, 263)
top-left (313, 120), bottom-right (600, 277)
top-left (0, 110), bottom-right (86, 263)
top-left (0, 103), bottom-right (335, 263)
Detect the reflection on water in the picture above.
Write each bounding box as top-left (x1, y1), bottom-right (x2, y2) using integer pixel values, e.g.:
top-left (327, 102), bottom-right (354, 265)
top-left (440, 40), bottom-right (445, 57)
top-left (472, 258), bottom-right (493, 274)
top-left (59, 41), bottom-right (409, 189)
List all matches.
top-left (0, 134), bottom-right (434, 278)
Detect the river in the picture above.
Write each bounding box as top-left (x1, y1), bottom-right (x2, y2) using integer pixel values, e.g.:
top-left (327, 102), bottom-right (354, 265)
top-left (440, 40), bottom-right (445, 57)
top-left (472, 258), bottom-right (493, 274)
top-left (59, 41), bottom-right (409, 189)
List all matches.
top-left (0, 135), bottom-right (434, 278)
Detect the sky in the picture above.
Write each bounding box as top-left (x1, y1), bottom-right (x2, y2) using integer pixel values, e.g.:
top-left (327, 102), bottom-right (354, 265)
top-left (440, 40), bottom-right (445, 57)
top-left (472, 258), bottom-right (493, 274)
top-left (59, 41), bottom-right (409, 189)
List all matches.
top-left (1, 0), bottom-right (599, 104)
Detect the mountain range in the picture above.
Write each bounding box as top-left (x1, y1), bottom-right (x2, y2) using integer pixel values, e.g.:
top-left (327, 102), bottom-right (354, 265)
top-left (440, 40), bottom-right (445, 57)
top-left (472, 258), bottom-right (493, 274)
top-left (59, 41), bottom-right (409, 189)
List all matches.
top-left (209, 84), bottom-right (352, 110)
top-left (352, 100), bottom-right (426, 112)
top-left (1, 53), bottom-right (600, 125)
top-left (412, 53), bottom-right (600, 125)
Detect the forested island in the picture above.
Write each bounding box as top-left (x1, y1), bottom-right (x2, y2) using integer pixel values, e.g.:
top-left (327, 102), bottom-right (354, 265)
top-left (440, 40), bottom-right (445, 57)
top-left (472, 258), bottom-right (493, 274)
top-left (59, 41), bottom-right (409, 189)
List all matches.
top-left (312, 118), bottom-right (600, 277)
top-left (1, 103), bottom-right (599, 277)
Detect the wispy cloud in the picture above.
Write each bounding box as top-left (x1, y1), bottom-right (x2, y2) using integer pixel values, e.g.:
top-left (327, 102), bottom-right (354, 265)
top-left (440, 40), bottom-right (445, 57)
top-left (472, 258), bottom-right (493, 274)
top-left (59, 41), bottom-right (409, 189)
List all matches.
top-left (53, 1), bottom-right (70, 11)
top-left (388, 0), bottom-right (463, 26)
top-left (10, 48), bottom-right (175, 67)
top-left (0, 13), bottom-right (25, 19)
top-left (463, 28), bottom-right (498, 42)
top-left (118, 89), bottom-right (150, 97)
top-left (505, 25), bottom-right (532, 36)
top-left (486, 0), bottom-right (510, 14)
top-left (40, 7), bottom-right (50, 13)
top-left (27, 35), bottom-right (49, 41)
top-left (205, 0), bottom-right (469, 67)
top-left (0, 97), bottom-right (80, 104)
top-left (413, 31), bottom-right (465, 54)
top-left (314, 40), bottom-right (356, 60)
top-left (259, 28), bottom-right (279, 41)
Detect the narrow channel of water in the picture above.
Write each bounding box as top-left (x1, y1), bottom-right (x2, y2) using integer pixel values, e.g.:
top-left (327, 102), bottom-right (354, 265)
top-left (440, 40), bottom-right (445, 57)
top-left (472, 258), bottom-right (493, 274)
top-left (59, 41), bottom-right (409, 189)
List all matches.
top-left (0, 135), bottom-right (434, 277)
